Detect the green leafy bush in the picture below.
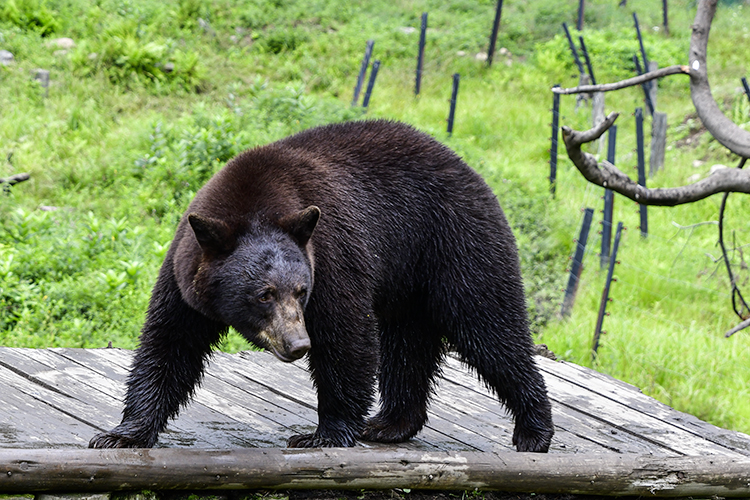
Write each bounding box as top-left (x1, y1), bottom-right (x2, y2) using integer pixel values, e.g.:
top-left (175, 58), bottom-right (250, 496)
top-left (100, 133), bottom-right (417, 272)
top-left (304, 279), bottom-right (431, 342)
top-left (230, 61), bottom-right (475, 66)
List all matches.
top-left (70, 20), bottom-right (204, 91)
top-left (0, 0), bottom-right (60, 36)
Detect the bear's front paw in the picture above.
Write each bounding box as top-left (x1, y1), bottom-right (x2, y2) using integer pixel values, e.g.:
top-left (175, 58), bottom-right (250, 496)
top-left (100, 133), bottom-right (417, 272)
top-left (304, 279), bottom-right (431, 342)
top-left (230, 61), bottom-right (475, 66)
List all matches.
top-left (287, 432), bottom-right (354, 448)
top-left (89, 431), bottom-right (147, 449)
top-left (512, 425), bottom-right (553, 453)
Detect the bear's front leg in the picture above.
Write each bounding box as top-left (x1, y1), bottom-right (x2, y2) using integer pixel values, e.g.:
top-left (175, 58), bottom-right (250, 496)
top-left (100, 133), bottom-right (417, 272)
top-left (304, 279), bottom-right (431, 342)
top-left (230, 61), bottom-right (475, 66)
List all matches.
top-left (89, 261), bottom-right (224, 449)
top-left (286, 301), bottom-right (379, 448)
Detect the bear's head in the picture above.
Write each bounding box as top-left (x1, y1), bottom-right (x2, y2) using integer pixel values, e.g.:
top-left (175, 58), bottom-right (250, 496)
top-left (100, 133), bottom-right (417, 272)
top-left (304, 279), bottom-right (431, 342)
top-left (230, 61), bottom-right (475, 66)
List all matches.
top-left (187, 206), bottom-right (320, 362)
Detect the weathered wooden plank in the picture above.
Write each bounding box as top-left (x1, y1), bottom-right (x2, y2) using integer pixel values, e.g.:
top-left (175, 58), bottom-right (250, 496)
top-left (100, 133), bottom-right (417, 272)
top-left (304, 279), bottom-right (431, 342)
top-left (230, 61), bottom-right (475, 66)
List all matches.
top-left (2, 448), bottom-right (750, 497)
top-left (52, 348), bottom-right (292, 449)
top-left (213, 351), bottom-right (465, 451)
top-left (0, 367), bottom-right (96, 448)
top-left (536, 357), bottom-right (750, 455)
top-left (5, 346), bottom-right (748, 462)
top-left (441, 355), bottom-right (748, 457)
top-left (75, 349), bottom-right (447, 451)
top-left (438, 357), bottom-right (677, 454)
top-left (0, 349), bottom-right (218, 448)
top-left (0, 353), bottom-right (115, 431)
top-left (432, 368), bottom-right (664, 455)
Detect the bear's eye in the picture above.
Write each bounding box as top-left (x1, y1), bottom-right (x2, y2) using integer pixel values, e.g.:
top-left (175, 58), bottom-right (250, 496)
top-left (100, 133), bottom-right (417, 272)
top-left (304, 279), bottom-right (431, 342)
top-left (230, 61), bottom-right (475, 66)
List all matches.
top-left (296, 288), bottom-right (308, 300)
top-left (258, 289), bottom-right (275, 303)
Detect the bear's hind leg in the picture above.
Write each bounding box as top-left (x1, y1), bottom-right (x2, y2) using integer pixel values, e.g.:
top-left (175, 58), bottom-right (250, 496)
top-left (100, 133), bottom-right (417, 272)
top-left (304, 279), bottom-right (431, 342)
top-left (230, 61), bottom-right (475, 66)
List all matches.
top-left (361, 316), bottom-right (444, 443)
top-left (450, 327), bottom-right (554, 452)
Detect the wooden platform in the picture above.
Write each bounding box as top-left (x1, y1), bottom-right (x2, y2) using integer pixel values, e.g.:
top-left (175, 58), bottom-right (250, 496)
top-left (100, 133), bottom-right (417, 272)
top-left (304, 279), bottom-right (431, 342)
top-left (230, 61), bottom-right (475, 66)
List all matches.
top-left (1, 346), bottom-right (749, 458)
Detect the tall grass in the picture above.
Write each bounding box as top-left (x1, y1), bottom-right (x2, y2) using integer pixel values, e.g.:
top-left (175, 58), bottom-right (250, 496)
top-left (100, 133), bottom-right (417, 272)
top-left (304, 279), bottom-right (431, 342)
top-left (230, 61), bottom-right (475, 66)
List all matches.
top-left (1, 0), bottom-right (749, 432)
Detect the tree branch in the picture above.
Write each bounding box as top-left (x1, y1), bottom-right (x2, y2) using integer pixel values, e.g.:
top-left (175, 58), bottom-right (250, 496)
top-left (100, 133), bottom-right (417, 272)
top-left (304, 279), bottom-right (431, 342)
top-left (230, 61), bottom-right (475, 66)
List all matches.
top-left (553, 65), bottom-right (691, 95)
top-left (561, 116), bottom-right (750, 206)
top-left (726, 317), bottom-right (750, 338)
top-left (690, 0), bottom-right (750, 158)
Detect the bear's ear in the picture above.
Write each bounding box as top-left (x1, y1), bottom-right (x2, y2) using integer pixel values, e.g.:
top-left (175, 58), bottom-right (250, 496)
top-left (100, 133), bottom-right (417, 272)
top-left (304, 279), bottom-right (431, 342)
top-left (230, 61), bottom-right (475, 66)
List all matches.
top-left (278, 206), bottom-right (321, 247)
top-left (188, 213), bottom-right (232, 254)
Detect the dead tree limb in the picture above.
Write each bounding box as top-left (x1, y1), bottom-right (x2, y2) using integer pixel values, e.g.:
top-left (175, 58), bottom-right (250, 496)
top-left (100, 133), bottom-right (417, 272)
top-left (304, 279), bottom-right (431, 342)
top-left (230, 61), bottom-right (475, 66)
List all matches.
top-left (0, 173), bottom-right (30, 186)
top-left (559, 0), bottom-right (750, 204)
top-left (557, 0), bottom-right (750, 330)
top-left (553, 65), bottom-right (691, 95)
top-left (561, 114), bottom-right (750, 206)
top-left (690, 0), bottom-right (750, 158)
top-left (726, 317), bottom-right (750, 337)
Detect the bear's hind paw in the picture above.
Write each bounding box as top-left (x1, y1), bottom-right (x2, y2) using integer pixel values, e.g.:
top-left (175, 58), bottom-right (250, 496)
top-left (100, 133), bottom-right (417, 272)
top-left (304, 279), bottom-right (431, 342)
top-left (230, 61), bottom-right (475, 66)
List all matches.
top-left (360, 416), bottom-right (421, 443)
top-left (89, 429), bottom-right (153, 449)
top-left (286, 432), bottom-right (354, 448)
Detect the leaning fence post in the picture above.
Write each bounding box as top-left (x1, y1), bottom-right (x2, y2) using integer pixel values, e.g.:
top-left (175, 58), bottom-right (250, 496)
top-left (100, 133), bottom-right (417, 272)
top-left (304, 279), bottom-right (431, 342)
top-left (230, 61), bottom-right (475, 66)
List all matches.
top-left (550, 85), bottom-right (561, 197)
top-left (633, 13), bottom-right (650, 77)
top-left (362, 60), bottom-right (380, 110)
top-left (562, 23), bottom-right (584, 76)
top-left (352, 40), bottom-right (374, 106)
top-left (447, 73), bottom-right (460, 136)
top-left (635, 107), bottom-right (648, 238)
top-left (592, 222), bottom-right (624, 358)
top-left (601, 126), bottom-right (616, 269)
top-left (633, 12), bottom-right (655, 108)
top-left (415, 13), bottom-right (428, 96)
top-left (560, 208), bottom-right (594, 318)
top-left (486, 0), bottom-right (503, 67)
top-left (633, 55), bottom-right (655, 116)
top-left (579, 36), bottom-right (596, 85)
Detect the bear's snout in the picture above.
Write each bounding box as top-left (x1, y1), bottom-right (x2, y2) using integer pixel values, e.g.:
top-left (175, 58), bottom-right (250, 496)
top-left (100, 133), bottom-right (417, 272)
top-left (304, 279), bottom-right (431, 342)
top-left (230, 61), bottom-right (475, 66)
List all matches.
top-left (287, 337), bottom-right (311, 359)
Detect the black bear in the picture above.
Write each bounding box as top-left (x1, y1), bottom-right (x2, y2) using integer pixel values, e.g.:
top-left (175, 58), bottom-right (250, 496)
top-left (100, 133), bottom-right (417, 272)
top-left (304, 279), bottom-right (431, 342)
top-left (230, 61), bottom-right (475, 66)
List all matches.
top-left (89, 120), bottom-right (554, 452)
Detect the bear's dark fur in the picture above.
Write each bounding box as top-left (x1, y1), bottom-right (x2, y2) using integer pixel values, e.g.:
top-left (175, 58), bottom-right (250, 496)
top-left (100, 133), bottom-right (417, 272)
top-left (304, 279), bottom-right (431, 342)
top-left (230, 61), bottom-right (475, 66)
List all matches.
top-left (89, 120), bottom-right (554, 452)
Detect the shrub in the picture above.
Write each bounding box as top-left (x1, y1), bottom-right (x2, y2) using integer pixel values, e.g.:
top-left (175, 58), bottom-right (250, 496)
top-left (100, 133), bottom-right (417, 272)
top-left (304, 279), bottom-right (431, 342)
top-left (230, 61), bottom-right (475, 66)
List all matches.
top-left (0, 0), bottom-right (60, 37)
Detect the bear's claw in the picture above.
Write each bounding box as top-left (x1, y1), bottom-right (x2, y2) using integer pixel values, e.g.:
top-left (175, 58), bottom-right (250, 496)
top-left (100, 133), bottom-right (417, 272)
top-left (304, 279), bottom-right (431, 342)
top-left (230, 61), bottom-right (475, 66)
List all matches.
top-left (89, 431), bottom-right (144, 449)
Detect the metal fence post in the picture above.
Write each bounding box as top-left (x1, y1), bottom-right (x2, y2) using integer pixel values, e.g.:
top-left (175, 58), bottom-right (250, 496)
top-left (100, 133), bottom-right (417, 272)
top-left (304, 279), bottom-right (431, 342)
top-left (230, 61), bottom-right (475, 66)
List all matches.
top-left (352, 40), bottom-right (374, 106)
top-left (560, 208), bottom-right (594, 318)
top-left (447, 73), bottom-right (460, 136)
top-left (592, 222), bottom-right (624, 358)
top-left (487, 0), bottom-right (503, 67)
top-left (415, 13), bottom-right (427, 96)
top-left (362, 60), bottom-right (380, 109)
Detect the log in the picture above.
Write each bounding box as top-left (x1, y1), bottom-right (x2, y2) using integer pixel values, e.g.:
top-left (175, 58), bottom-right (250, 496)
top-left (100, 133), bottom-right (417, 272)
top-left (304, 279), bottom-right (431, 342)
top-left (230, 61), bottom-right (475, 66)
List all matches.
top-left (1, 448), bottom-right (750, 497)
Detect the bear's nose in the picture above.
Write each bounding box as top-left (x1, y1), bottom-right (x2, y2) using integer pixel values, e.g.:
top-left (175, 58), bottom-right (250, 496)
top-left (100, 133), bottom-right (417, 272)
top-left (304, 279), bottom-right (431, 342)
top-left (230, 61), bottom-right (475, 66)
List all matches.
top-left (288, 338), bottom-right (311, 359)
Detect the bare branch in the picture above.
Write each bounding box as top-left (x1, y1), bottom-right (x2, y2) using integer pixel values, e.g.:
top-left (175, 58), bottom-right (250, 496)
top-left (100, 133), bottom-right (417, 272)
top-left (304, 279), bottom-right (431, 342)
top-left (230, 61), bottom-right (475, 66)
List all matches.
top-left (690, 0), bottom-right (750, 158)
top-left (553, 65), bottom-right (691, 95)
top-left (0, 173), bottom-right (30, 186)
top-left (561, 119), bottom-right (750, 206)
top-left (726, 317), bottom-right (750, 338)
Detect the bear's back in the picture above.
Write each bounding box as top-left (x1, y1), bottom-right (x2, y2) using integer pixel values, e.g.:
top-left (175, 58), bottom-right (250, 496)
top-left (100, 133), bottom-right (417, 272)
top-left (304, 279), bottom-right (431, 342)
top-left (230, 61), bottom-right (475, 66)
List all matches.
top-left (180, 120), bottom-right (516, 305)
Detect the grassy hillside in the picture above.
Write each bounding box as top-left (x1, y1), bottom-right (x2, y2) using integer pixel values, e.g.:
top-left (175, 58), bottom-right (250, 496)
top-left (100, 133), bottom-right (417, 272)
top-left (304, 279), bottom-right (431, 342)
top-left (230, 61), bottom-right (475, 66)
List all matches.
top-left (1, 0), bottom-right (749, 433)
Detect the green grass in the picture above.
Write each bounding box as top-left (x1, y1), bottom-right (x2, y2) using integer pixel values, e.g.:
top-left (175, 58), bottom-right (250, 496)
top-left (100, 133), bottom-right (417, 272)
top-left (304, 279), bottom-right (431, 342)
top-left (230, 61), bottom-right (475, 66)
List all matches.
top-left (1, 0), bottom-right (749, 434)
